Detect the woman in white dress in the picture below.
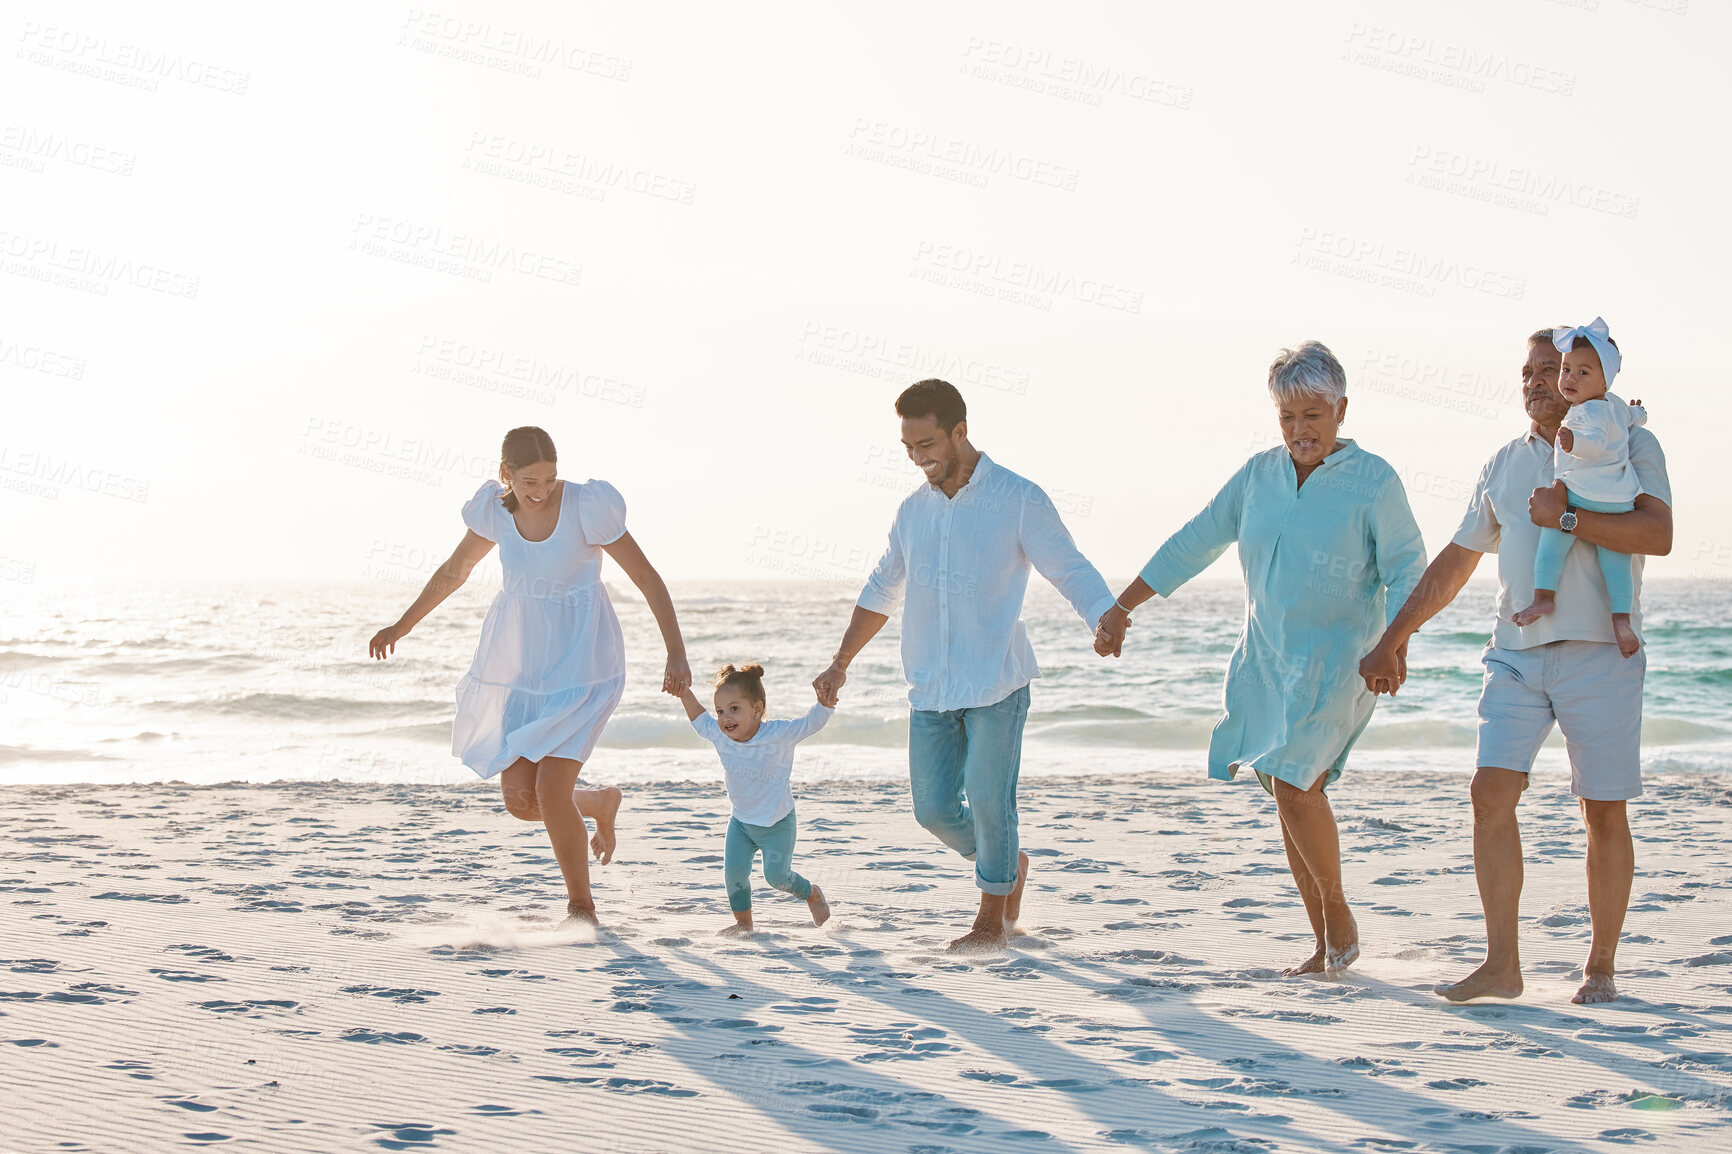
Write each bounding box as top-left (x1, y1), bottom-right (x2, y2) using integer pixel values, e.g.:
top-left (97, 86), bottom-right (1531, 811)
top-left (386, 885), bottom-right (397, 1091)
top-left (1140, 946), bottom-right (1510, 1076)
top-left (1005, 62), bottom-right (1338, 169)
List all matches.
top-left (369, 426), bottom-right (691, 924)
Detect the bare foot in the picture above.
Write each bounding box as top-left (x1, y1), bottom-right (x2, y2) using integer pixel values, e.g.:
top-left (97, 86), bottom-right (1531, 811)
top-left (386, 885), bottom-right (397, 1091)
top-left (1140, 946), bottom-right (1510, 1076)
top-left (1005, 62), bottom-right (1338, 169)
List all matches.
top-left (1435, 960), bottom-right (1523, 1002)
top-left (1281, 945), bottom-right (1326, 977)
top-left (562, 902), bottom-right (599, 927)
top-left (1512, 595), bottom-right (1555, 627)
top-left (1572, 969), bottom-right (1619, 1004)
top-left (807, 885), bottom-right (831, 927)
top-left (1323, 911), bottom-right (1360, 973)
top-left (1002, 851), bottom-right (1031, 933)
top-left (586, 786), bottom-right (622, 864)
top-left (718, 921), bottom-right (753, 938)
top-left (1613, 617), bottom-right (1641, 659)
top-left (947, 924), bottom-right (1009, 954)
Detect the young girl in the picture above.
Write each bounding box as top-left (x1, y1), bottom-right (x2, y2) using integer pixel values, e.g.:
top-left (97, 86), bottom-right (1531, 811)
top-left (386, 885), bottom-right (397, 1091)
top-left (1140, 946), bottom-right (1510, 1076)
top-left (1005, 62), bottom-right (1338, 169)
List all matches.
top-left (369, 426), bottom-right (692, 925)
top-left (1513, 318), bottom-right (1648, 657)
top-left (679, 663), bottom-right (833, 935)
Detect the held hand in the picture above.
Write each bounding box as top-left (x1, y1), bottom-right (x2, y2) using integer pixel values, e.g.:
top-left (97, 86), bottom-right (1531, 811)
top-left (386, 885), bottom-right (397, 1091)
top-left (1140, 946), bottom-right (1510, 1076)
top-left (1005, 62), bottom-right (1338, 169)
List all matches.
top-left (1557, 427), bottom-right (1574, 453)
top-left (813, 661), bottom-right (847, 708)
top-left (662, 653), bottom-right (692, 697)
top-left (369, 623), bottom-right (408, 659)
top-left (1528, 480), bottom-right (1570, 529)
top-left (1093, 605), bottom-right (1130, 658)
top-left (1358, 637), bottom-right (1405, 696)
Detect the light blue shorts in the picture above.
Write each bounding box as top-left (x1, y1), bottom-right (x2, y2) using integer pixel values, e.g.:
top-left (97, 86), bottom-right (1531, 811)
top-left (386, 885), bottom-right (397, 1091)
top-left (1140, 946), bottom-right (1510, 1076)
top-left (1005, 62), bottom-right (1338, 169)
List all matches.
top-left (1476, 640), bottom-right (1645, 801)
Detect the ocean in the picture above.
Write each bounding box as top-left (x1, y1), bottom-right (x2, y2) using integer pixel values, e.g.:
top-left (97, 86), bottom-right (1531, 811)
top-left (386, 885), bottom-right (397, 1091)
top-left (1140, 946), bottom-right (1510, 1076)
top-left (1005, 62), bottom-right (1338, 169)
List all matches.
top-left (3, 577), bottom-right (1730, 787)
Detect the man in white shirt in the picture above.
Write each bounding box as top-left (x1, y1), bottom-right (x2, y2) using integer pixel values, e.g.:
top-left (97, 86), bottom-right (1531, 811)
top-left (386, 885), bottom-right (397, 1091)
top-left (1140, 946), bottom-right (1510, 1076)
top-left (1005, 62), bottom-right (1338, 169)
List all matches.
top-left (814, 379), bottom-right (1116, 953)
top-left (1359, 329), bottom-right (1673, 1005)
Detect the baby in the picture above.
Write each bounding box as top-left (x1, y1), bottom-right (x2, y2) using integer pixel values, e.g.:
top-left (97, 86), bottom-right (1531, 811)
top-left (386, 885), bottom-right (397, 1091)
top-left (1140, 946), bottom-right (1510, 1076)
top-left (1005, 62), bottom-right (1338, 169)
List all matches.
top-left (679, 663), bottom-right (834, 935)
top-left (1513, 317), bottom-right (1648, 657)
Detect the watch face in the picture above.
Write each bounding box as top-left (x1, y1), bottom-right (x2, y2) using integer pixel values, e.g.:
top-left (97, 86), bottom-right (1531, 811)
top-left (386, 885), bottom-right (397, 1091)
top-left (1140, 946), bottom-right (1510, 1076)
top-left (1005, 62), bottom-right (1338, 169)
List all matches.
top-left (1560, 512), bottom-right (1577, 530)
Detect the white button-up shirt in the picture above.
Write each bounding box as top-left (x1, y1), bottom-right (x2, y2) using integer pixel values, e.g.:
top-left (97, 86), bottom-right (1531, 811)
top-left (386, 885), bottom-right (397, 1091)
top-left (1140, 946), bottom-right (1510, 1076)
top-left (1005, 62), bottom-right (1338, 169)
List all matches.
top-left (857, 452), bottom-right (1115, 712)
top-left (1453, 426), bottom-right (1671, 649)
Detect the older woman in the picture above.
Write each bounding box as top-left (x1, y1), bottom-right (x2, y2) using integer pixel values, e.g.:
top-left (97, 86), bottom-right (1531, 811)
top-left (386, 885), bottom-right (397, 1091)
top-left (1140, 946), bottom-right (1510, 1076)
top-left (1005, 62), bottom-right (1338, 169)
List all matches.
top-left (1096, 341), bottom-right (1426, 974)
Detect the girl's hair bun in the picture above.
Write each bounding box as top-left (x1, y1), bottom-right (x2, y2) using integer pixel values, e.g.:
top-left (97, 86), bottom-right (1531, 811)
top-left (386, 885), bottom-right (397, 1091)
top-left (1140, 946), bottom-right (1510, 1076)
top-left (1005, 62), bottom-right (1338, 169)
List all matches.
top-left (713, 662), bottom-right (768, 705)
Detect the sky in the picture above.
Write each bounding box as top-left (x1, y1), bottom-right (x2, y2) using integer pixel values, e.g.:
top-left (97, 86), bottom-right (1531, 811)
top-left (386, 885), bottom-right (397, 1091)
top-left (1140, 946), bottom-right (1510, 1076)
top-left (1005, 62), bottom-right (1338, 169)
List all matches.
top-left (4, 0), bottom-right (1728, 593)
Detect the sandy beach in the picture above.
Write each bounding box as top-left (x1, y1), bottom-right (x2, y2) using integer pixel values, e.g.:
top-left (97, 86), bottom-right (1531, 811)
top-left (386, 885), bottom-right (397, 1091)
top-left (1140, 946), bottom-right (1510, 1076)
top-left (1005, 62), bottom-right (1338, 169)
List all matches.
top-left (4, 770), bottom-right (1730, 1152)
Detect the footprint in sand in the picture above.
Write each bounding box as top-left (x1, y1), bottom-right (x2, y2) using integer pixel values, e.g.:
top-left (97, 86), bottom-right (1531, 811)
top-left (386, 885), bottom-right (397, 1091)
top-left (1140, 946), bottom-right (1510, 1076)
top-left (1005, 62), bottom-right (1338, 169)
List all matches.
top-left (848, 1023), bottom-right (958, 1061)
top-left (530, 1074), bottom-right (699, 1097)
top-left (166, 945), bottom-right (236, 964)
top-left (370, 1122), bottom-right (457, 1149)
top-left (1179, 1074), bottom-right (1344, 1098)
top-left (105, 1059), bottom-right (154, 1079)
top-left (1, 984), bottom-right (131, 1005)
top-left (341, 985), bottom-right (442, 1004)
top-left (339, 1028), bottom-right (426, 1045)
top-left (150, 968), bottom-right (226, 983)
top-left (1334, 1056), bottom-right (1415, 1079)
top-left (197, 999), bottom-right (297, 1017)
top-left (90, 891), bottom-right (188, 904)
top-left (2, 958), bottom-right (72, 974)
top-left (473, 968), bottom-right (547, 981)
top-left (1220, 1008), bottom-right (1344, 1025)
top-left (769, 996), bottom-right (839, 1015)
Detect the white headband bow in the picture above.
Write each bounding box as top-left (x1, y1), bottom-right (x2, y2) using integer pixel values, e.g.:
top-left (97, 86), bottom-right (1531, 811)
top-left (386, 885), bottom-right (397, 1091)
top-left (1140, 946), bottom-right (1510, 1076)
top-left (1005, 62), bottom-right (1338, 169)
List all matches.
top-left (1552, 316), bottom-right (1620, 388)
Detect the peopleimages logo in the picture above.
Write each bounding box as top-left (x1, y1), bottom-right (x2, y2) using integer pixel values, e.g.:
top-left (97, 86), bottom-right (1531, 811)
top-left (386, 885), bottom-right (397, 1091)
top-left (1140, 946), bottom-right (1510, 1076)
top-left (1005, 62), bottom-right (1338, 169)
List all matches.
top-left (412, 336), bottom-right (647, 408)
top-left (845, 118), bottom-right (1080, 191)
top-left (0, 334), bottom-right (86, 380)
top-left (348, 213), bottom-right (582, 288)
top-left (798, 322), bottom-right (1031, 396)
top-left (0, 228), bottom-right (200, 299)
top-left (16, 22), bottom-right (251, 94)
top-left (958, 38), bottom-right (1194, 110)
top-left (1343, 24), bottom-right (1575, 96)
top-left (0, 124), bottom-right (136, 176)
top-left (1294, 229), bottom-right (1526, 300)
top-left (462, 132), bottom-right (696, 205)
top-left (399, 9), bottom-right (632, 81)
top-left (1407, 145), bottom-right (1640, 220)
top-left (911, 241), bottom-right (1143, 314)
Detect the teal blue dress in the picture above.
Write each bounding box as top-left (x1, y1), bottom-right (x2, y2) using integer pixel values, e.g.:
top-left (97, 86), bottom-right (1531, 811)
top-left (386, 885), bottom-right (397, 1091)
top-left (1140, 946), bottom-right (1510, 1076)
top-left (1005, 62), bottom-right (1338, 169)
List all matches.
top-left (1139, 440), bottom-right (1427, 793)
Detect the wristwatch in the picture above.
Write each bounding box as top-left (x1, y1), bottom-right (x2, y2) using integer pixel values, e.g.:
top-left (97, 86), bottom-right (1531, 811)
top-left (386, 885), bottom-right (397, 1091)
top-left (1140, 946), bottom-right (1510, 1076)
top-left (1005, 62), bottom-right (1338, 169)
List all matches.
top-left (1559, 508), bottom-right (1578, 533)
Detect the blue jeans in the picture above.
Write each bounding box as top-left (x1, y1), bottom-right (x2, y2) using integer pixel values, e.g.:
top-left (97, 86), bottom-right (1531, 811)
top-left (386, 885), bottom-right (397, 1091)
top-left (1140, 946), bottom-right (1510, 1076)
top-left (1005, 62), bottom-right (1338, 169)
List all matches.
top-left (1533, 490), bottom-right (1636, 614)
top-left (724, 811), bottom-right (811, 913)
top-left (907, 683), bottom-right (1030, 896)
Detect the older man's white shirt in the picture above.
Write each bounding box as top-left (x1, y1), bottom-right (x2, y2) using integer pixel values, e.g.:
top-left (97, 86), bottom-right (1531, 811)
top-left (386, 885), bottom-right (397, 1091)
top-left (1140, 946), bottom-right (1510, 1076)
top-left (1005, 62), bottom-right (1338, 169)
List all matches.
top-left (1453, 426), bottom-right (1671, 648)
top-left (858, 453), bottom-right (1115, 712)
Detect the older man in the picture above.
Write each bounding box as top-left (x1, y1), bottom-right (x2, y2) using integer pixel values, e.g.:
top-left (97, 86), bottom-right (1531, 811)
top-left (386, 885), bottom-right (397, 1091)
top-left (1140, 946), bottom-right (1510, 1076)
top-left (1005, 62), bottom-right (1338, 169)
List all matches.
top-left (1360, 328), bottom-right (1672, 1004)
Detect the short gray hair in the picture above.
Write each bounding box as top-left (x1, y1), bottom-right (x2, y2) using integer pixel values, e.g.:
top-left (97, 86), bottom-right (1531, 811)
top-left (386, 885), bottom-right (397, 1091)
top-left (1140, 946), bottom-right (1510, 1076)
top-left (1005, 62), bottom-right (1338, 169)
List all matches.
top-left (1268, 341), bottom-right (1346, 406)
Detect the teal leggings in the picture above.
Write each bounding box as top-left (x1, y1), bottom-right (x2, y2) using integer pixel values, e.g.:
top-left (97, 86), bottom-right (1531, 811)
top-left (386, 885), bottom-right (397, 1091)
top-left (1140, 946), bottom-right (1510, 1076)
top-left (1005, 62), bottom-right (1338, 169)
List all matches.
top-left (1533, 490), bottom-right (1636, 613)
top-left (724, 812), bottom-right (811, 913)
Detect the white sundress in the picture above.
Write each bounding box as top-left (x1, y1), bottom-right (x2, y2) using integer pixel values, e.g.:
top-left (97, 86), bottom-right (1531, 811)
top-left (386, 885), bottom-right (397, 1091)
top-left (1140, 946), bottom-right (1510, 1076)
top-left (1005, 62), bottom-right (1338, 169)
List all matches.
top-left (452, 478), bottom-right (629, 778)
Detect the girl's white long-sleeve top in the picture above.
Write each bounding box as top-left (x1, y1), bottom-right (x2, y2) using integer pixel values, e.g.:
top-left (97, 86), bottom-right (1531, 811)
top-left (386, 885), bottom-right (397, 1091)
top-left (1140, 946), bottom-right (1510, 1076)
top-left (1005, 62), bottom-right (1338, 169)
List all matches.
top-left (1555, 392), bottom-right (1647, 504)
